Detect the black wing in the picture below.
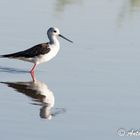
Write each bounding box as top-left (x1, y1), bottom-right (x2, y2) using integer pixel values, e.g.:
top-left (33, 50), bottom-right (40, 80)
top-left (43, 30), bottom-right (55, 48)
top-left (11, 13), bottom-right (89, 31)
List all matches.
top-left (1, 43), bottom-right (50, 58)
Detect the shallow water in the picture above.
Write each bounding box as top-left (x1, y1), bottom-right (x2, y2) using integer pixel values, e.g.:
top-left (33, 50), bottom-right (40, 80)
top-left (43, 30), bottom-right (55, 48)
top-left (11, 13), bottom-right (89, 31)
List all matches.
top-left (0, 0), bottom-right (140, 139)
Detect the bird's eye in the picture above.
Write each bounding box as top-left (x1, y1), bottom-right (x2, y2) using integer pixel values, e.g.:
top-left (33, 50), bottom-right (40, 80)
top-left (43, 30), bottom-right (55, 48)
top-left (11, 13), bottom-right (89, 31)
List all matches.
top-left (54, 30), bottom-right (57, 33)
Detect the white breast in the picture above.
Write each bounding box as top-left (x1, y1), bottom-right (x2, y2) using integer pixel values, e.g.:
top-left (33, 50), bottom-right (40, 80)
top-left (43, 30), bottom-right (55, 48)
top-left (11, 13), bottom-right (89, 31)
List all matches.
top-left (36, 44), bottom-right (60, 64)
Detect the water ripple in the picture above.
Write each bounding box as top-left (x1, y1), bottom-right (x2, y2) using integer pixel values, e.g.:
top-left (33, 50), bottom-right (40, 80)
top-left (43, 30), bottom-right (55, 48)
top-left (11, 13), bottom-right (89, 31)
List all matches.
top-left (0, 66), bottom-right (29, 74)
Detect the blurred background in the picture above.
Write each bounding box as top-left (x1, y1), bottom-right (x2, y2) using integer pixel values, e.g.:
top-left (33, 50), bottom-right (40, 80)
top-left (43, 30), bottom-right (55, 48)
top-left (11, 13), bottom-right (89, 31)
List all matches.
top-left (0, 0), bottom-right (140, 139)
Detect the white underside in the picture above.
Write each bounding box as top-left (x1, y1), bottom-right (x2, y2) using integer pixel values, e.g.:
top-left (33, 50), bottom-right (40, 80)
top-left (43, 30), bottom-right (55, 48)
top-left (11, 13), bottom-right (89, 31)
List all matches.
top-left (17, 44), bottom-right (60, 65)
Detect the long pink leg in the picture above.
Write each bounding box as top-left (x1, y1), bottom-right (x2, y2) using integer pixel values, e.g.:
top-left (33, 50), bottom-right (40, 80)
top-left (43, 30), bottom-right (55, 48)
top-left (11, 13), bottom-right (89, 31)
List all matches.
top-left (31, 71), bottom-right (36, 82)
top-left (30, 64), bottom-right (37, 74)
top-left (30, 64), bottom-right (37, 82)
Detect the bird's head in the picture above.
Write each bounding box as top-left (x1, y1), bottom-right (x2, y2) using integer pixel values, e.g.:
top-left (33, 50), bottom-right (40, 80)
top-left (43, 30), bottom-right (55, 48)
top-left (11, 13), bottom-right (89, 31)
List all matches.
top-left (47, 27), bottom-right (73, 43)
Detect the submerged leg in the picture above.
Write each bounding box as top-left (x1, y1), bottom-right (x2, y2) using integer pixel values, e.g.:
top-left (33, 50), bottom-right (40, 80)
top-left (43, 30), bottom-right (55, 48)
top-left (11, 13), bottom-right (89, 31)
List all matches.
top-left (31, 71), bottom-right (36, 82)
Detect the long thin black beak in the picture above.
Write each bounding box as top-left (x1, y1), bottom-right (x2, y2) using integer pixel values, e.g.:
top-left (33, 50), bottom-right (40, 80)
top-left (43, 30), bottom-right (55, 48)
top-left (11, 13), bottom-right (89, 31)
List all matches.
top-left (59, 34), bottom-right (73, 43)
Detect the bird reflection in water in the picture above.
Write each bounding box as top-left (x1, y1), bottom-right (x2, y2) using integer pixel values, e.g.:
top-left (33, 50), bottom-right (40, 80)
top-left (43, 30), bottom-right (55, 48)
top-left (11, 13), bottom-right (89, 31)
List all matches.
top-left (1, 74), bottom-right (66, 120)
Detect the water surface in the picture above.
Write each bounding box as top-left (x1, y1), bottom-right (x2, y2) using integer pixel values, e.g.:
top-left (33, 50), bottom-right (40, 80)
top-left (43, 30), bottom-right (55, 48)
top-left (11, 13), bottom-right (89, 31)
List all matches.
top-left (0, 0), bottom-right (140, 139)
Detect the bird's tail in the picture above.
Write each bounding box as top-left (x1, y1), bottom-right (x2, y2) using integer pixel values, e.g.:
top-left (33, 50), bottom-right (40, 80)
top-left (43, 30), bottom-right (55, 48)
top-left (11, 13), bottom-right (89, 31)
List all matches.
top-left (0, 53), bottom-right (17, 58)
top-left (0, 55), bottom-right (8, 58)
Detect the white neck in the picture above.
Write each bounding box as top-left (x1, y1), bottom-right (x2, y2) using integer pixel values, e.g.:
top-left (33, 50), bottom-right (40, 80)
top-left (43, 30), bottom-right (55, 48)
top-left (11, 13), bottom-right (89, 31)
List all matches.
top-left (49, 35), bottom-right (60, 46)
